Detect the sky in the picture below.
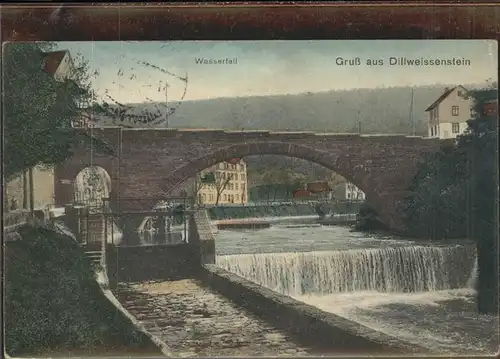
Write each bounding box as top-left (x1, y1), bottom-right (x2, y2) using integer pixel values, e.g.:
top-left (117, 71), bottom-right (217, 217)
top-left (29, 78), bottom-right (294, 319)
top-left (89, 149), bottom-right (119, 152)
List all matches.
top-left (56, 40), bottom-right (497, 104)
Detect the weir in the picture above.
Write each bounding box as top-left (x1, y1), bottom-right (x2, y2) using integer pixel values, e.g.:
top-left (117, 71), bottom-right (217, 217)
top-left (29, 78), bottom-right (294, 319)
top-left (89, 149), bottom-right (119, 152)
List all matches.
top-left (216, 245), bottom-right (477, 296)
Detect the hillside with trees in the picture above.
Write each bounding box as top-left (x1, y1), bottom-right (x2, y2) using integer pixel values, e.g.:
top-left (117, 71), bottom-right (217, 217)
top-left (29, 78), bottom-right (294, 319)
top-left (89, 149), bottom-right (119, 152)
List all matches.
top-left (102, 83), bottom-right (490, 135)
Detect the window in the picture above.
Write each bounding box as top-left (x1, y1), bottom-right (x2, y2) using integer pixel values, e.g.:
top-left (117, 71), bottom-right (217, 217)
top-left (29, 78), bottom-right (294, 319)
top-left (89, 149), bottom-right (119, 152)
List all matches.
top-left (452, 123), bottom-right (460, 133)
top-left (235, 183), bottom-right (239, 190)
top-left (202, 193), bottom-right (206, 201)
top-left (430, 127), bottom-right (434, 136)
top-left (236, 194), bottom-right (239, 201)
top-left (432, 107), bottom-right (438, 121)
top-left (452, 105), bottom-right (459, 116)
top-left (223, 194), bottom-right (227, 201)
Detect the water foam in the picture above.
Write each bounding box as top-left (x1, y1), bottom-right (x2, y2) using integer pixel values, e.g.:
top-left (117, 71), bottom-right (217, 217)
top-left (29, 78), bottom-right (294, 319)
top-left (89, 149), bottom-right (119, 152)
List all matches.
top-left (466, 254), bottom-right (479, 289)
top-left (216, 245), bottom-right (476, 296)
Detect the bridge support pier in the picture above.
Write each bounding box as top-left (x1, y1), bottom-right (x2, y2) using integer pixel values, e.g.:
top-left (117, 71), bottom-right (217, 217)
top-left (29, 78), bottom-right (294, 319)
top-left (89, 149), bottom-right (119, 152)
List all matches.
top-left (188, 212), bottom-right (215, 265)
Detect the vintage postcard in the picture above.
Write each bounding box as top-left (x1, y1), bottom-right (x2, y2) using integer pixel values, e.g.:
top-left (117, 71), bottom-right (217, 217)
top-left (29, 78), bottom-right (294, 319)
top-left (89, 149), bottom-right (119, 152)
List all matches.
top-left (3, 23), bottom-right (498, 359)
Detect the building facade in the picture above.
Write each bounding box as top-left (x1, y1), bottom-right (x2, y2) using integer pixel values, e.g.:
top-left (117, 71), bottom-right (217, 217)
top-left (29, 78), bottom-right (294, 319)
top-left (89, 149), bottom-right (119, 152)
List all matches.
top-left (4, 51), bottom-right (74, 213)
top-left (4, 165), bottom-right (57, 213)
top-left (332, 182), bottom-right (366, 201)
top-left (196, 159), bottom-right (249, 205)
top-left (425, 85), bottom-right (473, 140)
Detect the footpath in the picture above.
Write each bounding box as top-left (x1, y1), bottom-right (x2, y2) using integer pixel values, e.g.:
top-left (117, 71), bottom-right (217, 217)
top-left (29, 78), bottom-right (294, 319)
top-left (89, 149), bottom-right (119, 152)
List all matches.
top-left (115, 279), bottom-right (317, 357)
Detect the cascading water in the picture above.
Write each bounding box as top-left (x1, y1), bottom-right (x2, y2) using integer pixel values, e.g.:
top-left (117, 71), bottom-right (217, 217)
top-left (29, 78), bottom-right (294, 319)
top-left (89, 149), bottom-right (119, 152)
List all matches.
top-left (214, 224), bottom-right (496, 354)
top-left (216, 245), bottom-right (477, 296)
top-left (106, 218), bottom-right (123, 245)
top-left (466, 252), bottom-right (479, 289)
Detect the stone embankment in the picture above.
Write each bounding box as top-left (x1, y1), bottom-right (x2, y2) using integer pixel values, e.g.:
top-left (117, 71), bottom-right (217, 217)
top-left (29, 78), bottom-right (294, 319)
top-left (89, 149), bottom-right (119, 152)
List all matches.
top-left (216, 220), bottom-right (271, 230)
top-left (114, 279), bottom-right (318, 357)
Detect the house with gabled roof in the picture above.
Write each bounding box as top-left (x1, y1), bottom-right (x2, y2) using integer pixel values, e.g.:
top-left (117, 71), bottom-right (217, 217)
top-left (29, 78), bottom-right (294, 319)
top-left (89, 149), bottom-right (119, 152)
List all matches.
top-left (43, 50), bottom-right (74, 82)
top-left (425, 85), bottom-right (473, 139)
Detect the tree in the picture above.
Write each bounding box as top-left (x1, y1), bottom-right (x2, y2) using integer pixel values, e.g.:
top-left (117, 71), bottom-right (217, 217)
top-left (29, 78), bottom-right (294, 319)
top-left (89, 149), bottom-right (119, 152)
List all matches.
top-left (403, 85), bottom-right (498, 314)
top-left (214, 172), bottom-right (231, 206)
top-left (404, 142), bottom-right (468, 239)
top-left (191, 174), bottom-right (206, 203)
top-left (3, 42), bottom-right (112, 181)
top-left (191, 172), bottom-right (218, 204)
top-left (460, 87), bottom-right (498, 314)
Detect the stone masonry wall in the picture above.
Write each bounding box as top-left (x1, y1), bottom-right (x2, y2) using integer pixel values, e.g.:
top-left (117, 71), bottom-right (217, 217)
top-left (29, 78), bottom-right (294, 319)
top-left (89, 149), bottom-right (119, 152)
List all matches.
top-left (106, 244), bottom-right (199, 288)
top-left (197, 264), bottom-right (429, 355)
top-left (55, 128), bottom-right (441, 230)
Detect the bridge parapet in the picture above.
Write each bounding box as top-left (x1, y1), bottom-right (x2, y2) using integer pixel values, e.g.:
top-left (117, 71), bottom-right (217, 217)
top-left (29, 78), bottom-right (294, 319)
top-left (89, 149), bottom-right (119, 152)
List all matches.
top-left (78, 126), bottom-right (440, 141)
top-left (191, 209), bottom-right (216, 265)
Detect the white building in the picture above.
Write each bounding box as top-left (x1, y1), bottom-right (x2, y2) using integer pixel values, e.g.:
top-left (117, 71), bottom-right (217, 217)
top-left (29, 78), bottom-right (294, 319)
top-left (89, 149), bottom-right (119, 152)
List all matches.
top-left (425, 85), bottom-right (473, 140)
top-left (196, 158), bottom-right (249, 205)
top-left (332, 182), bottom-right (365, 201)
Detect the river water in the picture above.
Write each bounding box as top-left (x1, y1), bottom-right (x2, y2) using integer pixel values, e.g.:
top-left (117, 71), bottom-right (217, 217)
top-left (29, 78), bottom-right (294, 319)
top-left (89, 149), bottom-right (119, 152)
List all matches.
top-left (213, 219), bottom-right (498, 355)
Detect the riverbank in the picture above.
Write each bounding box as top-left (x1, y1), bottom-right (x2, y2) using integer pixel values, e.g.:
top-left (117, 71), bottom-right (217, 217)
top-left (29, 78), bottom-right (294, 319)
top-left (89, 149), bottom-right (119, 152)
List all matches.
top-left (4, 225), bottom-right (161, 357)
top-left (207, 202), bottom-right (362, 221)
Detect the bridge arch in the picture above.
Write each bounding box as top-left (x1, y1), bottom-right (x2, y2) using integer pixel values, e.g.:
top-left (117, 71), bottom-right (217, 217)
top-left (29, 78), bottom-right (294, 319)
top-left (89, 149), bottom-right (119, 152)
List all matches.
top-left (162, 141), bottom-right (379, 216)
top-left (73, 165), bottom-right (112, 210)
top-left (56, 128), bottom-right (441, 230)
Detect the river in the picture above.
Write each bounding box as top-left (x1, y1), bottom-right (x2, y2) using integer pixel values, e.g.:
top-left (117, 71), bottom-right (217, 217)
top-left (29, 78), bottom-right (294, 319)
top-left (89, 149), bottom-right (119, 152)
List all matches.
top-left (213, 219), bottom-right (498, 355)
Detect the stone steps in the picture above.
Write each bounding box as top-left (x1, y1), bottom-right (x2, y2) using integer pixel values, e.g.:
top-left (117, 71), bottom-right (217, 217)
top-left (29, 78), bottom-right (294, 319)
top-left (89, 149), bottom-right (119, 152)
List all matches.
top-left (84, 250), bottom-right (103, 266)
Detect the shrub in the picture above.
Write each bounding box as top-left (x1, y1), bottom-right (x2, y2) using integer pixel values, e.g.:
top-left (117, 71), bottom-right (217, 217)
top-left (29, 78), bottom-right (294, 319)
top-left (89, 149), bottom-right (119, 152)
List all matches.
top-left (5, 225), bottom-right (153, 356)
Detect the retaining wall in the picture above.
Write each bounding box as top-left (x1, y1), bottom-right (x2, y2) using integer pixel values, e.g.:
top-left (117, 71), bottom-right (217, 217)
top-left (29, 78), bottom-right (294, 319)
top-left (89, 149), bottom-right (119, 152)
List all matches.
top-left (208, 202), bottom-right (363, 220)
top-left (197, 264), bottom-right (429, 355)
top-left (106, 243), bottom-right (199, 287)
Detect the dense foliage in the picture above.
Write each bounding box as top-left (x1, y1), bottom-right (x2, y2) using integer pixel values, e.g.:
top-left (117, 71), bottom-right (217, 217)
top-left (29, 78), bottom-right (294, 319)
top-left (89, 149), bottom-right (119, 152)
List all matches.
top-left (404, 141), bottom-right (469, 239)
top-left (4, 226), bottom-right (156, 356)
top-left (403, 87), bottom-right (498, 313)
top-left (3, 42), bottom-right (112, 181)
top-left (404, 88), bottom-right (497, 240)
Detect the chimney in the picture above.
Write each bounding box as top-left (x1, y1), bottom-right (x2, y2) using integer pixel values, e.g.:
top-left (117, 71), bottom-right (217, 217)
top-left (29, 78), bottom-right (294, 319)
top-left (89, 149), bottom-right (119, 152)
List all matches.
top-left (444, 87), bottom-right (450, 93)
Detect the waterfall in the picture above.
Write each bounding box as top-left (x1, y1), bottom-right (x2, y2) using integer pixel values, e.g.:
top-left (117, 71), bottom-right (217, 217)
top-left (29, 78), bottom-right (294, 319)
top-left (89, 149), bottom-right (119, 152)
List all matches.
top-left (216, 245), bottom-right (476, 296)
top-left (466, 253), bottom-right (478, 289)
top-left (105, 218), bottom-right (123, 245)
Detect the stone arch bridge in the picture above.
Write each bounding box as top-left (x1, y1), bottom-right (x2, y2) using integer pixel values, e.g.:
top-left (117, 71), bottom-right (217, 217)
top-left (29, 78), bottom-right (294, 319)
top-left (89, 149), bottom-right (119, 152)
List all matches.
top-left (55, 128), bottom-right (441, 230)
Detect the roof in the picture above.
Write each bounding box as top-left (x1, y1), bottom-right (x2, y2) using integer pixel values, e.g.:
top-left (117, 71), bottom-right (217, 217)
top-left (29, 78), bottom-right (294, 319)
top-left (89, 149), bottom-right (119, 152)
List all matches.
top-left (43, 50), bottom-right (68, 76)
top-left (228, 158), bottom-right (243, 164)
top-left (307, 182), bottom-right (331, 193)
top-left (293, 188), bottom-right (313, 198)
top-left (425, 85), bottom-right (468, 112)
